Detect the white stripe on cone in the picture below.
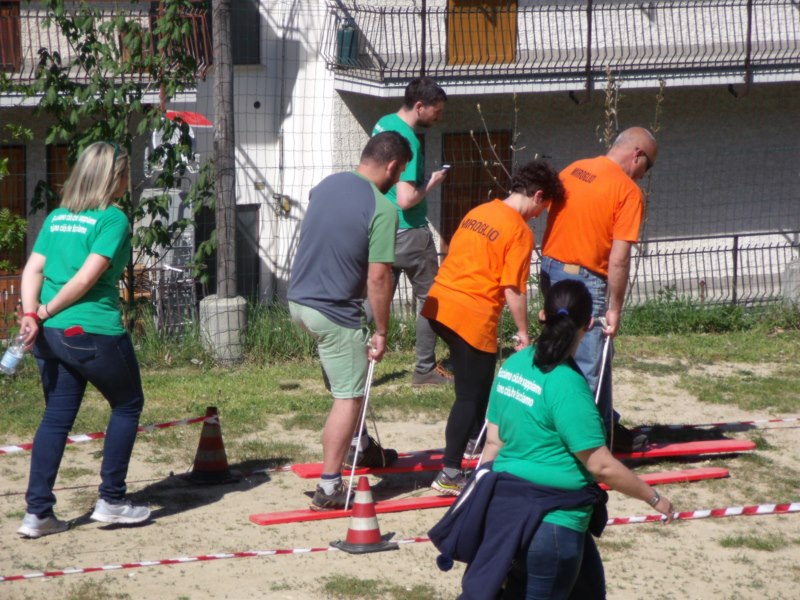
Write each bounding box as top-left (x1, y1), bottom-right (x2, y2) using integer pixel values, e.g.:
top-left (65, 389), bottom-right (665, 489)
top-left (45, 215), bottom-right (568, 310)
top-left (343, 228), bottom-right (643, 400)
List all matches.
top-left (348, 516), bottom-right (380, 531)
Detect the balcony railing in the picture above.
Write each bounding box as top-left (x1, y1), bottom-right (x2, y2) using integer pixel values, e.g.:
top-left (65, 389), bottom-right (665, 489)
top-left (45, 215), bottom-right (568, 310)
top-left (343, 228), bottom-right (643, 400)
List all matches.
top-left (0, 2), bottom-right (212, 85)
top-left (322, 0), bottom-right (800, 87)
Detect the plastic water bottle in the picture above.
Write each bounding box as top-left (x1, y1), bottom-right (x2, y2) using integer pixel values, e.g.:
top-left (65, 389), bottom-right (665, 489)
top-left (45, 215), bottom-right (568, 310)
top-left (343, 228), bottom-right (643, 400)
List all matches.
top-left (0, 332), bottom-right (27, 375)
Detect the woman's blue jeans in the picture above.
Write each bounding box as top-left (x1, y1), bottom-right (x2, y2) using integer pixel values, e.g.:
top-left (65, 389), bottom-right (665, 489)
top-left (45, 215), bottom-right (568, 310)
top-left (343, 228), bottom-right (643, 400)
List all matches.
top-left (26, 328), bottom-right (145, 517)
top-left (502, 521), bottom-right (606, 600)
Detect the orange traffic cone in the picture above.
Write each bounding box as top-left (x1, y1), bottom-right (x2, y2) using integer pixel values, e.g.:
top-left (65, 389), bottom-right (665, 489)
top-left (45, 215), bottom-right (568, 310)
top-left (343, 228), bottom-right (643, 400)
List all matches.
top-left (188, 406), bottom-right (241, 484)
top-left (330, 476), bottom-right (399, 554)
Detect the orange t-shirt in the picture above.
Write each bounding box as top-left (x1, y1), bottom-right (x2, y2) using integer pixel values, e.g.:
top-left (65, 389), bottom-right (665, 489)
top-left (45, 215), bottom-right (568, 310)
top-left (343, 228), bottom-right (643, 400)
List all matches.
top-left (421, 199), bottom-right (533, 353)
top-left (541, 156), bottom-right (643, 277)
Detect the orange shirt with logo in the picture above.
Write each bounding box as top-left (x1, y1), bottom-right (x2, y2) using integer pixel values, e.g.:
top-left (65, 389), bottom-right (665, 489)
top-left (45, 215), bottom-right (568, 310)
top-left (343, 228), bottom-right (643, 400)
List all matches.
top-left (542, 156), bottom-right (643, 277)
top-left (422, 199), bottom-right (533, 353)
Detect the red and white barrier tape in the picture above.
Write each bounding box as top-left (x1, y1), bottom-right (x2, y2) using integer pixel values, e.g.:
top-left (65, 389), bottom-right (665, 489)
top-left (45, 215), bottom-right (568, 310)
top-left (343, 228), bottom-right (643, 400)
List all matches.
top-left (0, 414), bottom-right (215, 456)
top-left (634, 416), bottom-right (798, 433)
top-left (607, 501), bottom-right (800, 526)
top-left (3, 502), bottom-right (798, 584)
top-left (0, 537), bottom-right (431, 582)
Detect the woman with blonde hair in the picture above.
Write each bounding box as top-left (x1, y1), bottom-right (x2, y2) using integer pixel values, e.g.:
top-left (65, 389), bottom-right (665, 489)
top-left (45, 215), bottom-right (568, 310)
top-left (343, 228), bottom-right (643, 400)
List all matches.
top-left (16, 141), bottom-right (150, 538)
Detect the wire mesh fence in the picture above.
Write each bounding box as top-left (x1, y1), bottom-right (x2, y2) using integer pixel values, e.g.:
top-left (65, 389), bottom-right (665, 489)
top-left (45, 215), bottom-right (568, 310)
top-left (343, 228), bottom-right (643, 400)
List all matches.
top-left (3, 0), bottom-right (800, 345)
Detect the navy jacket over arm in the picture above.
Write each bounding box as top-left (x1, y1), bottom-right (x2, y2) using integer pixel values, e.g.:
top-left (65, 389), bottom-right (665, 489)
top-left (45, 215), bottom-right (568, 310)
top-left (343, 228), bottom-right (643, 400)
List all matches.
top-left (428, 462), bottom-right (608, 600)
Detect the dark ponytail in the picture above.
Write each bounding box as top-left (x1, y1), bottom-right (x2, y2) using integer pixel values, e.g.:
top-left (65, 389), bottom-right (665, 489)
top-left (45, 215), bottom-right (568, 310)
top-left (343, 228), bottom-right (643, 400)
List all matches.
top-left (533, 280), bottom-right (593, 372)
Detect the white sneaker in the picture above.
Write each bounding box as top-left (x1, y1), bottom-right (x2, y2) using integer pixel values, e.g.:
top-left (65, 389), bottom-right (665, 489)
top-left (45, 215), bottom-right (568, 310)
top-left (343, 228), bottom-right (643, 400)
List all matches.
top-left (17, 513), bottom-right (69, 538)
top-left (91, 499), bottom-right (151, 524)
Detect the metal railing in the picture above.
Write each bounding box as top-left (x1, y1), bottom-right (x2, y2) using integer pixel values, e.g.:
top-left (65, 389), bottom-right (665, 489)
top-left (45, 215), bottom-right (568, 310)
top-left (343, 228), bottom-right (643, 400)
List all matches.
top-left (388, 230), bottom-right (800, 317)
top-left (626, 231), bottom-right (800, 306)
top-left (2, 231), bottom-right (797, 340)
top-left (0, 2), bottom-right (212, 85)
top-left (322, 0), bottom-right (800, 86)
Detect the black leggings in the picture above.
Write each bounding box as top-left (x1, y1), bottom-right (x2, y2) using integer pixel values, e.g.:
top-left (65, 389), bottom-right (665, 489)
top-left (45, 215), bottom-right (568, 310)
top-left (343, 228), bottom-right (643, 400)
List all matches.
top-left (429, 319), bottom-right (497, 470)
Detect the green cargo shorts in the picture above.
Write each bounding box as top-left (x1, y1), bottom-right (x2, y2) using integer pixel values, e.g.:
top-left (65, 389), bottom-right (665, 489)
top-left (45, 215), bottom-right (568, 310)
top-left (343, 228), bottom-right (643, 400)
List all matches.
top-left (288, 302), bottom-right (369, 399)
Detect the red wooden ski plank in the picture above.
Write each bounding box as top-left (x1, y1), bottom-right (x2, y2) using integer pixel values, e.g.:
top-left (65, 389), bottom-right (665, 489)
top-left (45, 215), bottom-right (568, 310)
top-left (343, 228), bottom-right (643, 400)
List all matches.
top-left (290, 439), bottom-right (754, 479)
top-left (613, 439), bottom-right (755, 460)
top-left (249, 467), bottom-right (729, 526)
top-left (291, 449), bottom-right (448, 478)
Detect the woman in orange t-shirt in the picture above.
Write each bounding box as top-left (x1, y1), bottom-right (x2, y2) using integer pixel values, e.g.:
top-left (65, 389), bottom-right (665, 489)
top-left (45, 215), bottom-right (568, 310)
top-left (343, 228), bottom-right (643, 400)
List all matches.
top-left (421, 160), bottom-right (566, 495)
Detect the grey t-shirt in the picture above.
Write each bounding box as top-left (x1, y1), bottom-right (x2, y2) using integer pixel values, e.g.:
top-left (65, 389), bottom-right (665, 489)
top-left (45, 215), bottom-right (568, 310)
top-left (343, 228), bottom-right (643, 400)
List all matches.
top-left (287, 171), bottom-right (398, 328)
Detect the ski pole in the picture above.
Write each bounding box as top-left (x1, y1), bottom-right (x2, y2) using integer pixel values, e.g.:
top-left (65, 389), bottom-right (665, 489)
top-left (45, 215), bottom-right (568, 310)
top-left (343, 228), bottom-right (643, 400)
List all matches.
top-left (594, 316), bottom-right (612, 448)
top-left (345, 359), bottom-right (375, 511)
top-left (474, 420), bottom-right (489, 469)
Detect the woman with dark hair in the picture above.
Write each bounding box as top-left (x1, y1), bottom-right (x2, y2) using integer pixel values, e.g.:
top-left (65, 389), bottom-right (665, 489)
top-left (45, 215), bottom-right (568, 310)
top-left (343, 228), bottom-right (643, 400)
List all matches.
top-left (476, 279), bottom-right (675, 599)
top-left (16, 142), bottom-right (150, 538)
top-left (422, 160), bottom-right (566, 495)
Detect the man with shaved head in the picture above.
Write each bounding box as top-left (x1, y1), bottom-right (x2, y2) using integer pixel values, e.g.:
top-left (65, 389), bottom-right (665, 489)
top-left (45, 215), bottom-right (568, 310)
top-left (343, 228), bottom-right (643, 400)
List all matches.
top-left (540, 127), bottom-right (658, 452)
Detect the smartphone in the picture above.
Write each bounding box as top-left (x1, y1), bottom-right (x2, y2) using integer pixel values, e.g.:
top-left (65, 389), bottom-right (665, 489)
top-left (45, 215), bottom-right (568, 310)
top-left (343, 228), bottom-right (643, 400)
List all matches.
top-left (441, 164), bottom-right (451, 171)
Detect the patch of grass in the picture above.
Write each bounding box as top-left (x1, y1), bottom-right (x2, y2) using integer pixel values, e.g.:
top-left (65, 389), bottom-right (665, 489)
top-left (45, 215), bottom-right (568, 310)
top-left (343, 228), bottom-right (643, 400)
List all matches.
top-left (623, 297), bottom-right (752, 335)
top-left (66, 578), bottom-right (133, 600)
top-left (617, 329), bottom-right (800, 365)
top-left (133, 310), bottom-right (212, 369)
top-left (598, 538), bottom-right (635, 552)
top-left (59, 466), bottom-right (95, 481)
top-left (324, 575), bottom-right (385, 598)
top-left (243, 302), bottom-right (318, 362)
top-left (720, 453), bottom-right (800, 502)
top-left (749, 433), bottom-right (775, 451)
top-left (614, 357), bottom-right (685, 375)
top-left (322, 575), bottom-right (442, 600)
top-left (383, 583), bottom-right (443, 600)
top-left (678, 371), bottom-right (800, 412)
top-left (228, 438), bottom-right (309, 464)
top-left (719, 533), bottom-right (789, 551)
top-left (283, 413), bottom-right (326, 431)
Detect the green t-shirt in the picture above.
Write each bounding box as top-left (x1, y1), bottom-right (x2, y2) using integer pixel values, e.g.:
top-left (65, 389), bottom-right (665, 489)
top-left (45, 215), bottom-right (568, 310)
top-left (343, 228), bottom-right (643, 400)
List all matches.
top-left (487, 347), bottom-right (607, 532)
top-left (33, 206), bottom-right (131, 335)
top-left (372, 113), bottom-right (427, 229)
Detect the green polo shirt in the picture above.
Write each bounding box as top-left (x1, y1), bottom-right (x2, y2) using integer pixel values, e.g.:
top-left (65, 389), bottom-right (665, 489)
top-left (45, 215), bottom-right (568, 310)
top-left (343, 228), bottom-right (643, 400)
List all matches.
top-left (372, 113), bottom-right (427, 229)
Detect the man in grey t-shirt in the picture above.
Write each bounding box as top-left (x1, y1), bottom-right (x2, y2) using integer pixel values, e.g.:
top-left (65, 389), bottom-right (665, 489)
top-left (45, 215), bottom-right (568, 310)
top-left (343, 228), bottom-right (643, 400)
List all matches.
top-left (288, 132), bottom-right (411, 510)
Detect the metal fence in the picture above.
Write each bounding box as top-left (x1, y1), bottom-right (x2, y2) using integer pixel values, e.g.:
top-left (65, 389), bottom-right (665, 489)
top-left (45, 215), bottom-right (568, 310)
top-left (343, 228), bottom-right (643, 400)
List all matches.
top-left (1, 231), bottom-right (797, 342)
top-left (322, 0), bottom-right (800, 86)
top-left (387, 230), bottom-right (800, 318)
top-left (627, 231), bottom-right (800, 306)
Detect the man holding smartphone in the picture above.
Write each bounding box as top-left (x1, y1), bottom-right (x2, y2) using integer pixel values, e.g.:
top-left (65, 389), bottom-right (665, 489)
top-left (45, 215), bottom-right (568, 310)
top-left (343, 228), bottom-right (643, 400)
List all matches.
top-left (372, 77), bottom-right (451, 386)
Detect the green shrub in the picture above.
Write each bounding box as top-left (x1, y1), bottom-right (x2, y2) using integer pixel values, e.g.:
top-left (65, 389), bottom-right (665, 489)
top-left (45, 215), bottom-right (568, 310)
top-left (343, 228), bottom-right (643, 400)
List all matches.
top-left (623, 288), bottom-right (753, 334)
top-left (243, 302), bottom-right (317, 362)
top-left (132, 309), bottom-right (211, 368)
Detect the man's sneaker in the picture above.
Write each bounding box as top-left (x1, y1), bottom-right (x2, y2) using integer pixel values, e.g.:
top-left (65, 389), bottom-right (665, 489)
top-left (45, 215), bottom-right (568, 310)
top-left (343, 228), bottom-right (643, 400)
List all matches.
top-left (431, 470), bottom-right (468, 496)
top-left (412, 363), bottom-right (454, 386)
top-left (90, 499), bottom-right (151, 524)
top-left (344, 436), bottom-right (399, 469)
top-left (310, 482), bottom-right (352, 511)
top-left (611, 422), bottom-right (649, 453)
top-left (17, 513), bottom-right (69, 538)
top-left (463, 437), bottom-right (485, 460)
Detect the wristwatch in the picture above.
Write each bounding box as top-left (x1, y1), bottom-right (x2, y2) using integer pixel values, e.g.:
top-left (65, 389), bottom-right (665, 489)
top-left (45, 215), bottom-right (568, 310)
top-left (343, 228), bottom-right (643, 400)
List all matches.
top-left (648, 490), bottom-right (661, 507)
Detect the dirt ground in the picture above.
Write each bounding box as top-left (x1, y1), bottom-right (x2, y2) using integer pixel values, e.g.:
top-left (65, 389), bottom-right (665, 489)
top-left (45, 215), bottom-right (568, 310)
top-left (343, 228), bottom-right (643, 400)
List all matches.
top-left (1, 365), bottom-right (799, 600)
